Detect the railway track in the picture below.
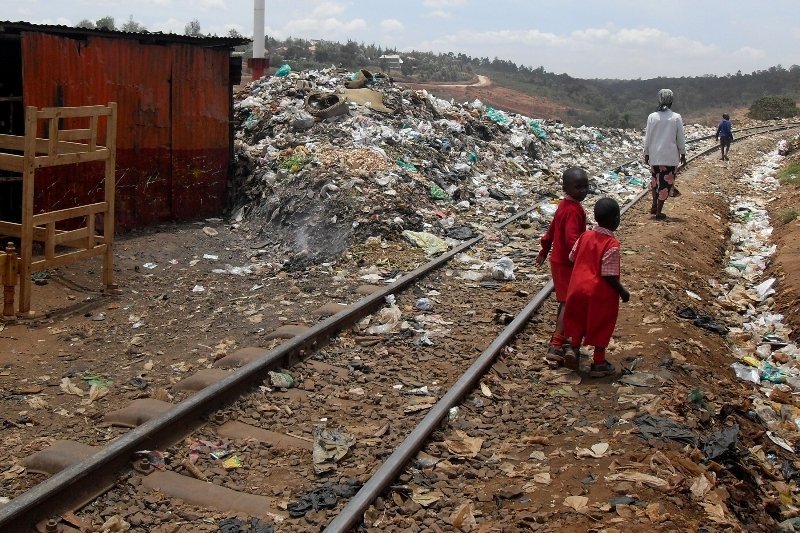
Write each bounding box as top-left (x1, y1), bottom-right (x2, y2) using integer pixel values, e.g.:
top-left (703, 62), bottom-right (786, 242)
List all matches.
top-left (1, 123), bottom-right (798, 532)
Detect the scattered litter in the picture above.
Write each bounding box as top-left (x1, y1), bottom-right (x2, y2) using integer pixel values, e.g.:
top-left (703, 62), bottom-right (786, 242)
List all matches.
top-left (563, 495), bottom-right (589, 513)
top-left (218, 517), bottom-right (274, 533)
top-left (633, 414), bottom-right (698, 445)
top-left (267, 371), bottom-right (295, 389)
top-left (312, 426), bottom-right (356, 474)
top-left (444, 430), bottom-right (484, 458)
top-left (401, 230), bottom-right (449, 255)
top-left (134, 450), bottom-right (167, 471)
top-left (411, 488), bottom-right (444, 507)
top-left (415, 298), bottom-right (433, 311)
top-left (222, 455), bottom-right (243, 469)
top-left (618, 372), bottom-right (660, 388)
top-left (702, 424), bottom-right (739, 460)
top-left (731, 362), bottom-right (760, 384)
top-left (491, 257), bottom-right (516, 281)
top-left (99, 515), bottom-right (130, 533)
top-left (286, 480), bottom-right (361, 517)
top-left (60, 377), bottom-right (85, 397)
top-left (766, 431), bottom-right (794, 453)
top-left (575, 442), bottom-right (610, 458)
top-left (604, 471), bottom-right (669, 490)
top-left (450, 502), bottom-right (477, 531)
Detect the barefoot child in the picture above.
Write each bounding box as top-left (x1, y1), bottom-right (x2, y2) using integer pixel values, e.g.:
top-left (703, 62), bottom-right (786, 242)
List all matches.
top-left (535, 167), bottom-right (589, 369)
top-left (563, 197), bottom-right (630, 376)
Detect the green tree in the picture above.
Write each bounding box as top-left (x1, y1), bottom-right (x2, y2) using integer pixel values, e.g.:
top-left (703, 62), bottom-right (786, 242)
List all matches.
top-left (227, 28), bottom-right (243, 39)
top-left (95, 16), bottom-right (115, 30)
top-left (121, 15), bottom-right (146, 33)
top-left (749, 96), bottom-right (799, 120)
top-left (184, 18), bottom-right (202, 36)
top-left (400, 58), bottom-right (414, 76)
top-left (76, 19), bottom-right (95, 29)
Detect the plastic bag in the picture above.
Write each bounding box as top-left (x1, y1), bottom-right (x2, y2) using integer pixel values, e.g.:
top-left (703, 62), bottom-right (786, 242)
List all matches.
top-left (529, 120), bottom-right (547, 140)
top-left (731, 362), bottom-right (760, 384)
top-left (429, 183), bottom-right (449, 201)
top-left (761, 360), bottom-right (786, 384)
top-left (485, 106), bottom-right (510, 125)
top-left (396, 159), bottom-right (418, 172)
top-left (275, 64), bottom-right (292, 77)
top-left (401, 230), bottom-right (449, 255)
top-left (365, 305), bottom-right (402, 335)
top-left (491, 257), bottom-right (516, 281)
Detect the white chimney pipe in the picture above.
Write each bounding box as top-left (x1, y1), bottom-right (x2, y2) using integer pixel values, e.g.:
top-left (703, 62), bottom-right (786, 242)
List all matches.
top-left (253, 0), bottom-right (265, 59)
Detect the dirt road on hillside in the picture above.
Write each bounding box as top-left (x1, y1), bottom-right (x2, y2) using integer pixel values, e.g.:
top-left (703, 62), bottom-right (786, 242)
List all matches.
top-left (400, 74), bottom-right (576, 120)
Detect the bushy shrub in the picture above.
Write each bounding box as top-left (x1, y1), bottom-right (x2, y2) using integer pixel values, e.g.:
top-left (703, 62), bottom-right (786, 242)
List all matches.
top-left (748, 96), bottom-right (799, 120)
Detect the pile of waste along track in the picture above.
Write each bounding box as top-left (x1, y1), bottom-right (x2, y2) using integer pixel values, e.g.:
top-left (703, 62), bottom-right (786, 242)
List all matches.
top-left (230, 66), bottom-right (713, 270)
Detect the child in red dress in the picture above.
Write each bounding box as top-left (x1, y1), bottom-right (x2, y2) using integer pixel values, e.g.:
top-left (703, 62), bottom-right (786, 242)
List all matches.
top-left (563, 197), bottom-right (630, 377)
top-left (535, 167), bottom-right (589, 369)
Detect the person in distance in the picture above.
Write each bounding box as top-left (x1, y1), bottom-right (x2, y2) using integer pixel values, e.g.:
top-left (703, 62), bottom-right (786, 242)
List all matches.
top-left (716, 113), bottom-right (733, 161)
top-left (643, 89), bottom-right (687, 220)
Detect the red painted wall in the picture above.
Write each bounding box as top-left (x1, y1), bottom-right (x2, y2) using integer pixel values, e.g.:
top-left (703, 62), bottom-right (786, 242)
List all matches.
top-left (21, 31), bottom-right (231, 230)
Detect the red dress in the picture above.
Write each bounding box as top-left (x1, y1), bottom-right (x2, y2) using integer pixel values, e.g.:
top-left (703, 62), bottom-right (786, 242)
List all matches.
top-left (562, 228), bottom-right (621, 347)
top-left (539, 197), bottom-right (586, 302)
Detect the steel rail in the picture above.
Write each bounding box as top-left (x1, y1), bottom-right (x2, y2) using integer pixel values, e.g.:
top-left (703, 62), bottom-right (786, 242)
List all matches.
top-left (4, 122), bottom-right (796, 531)
top-left (0, 233), bottom-right (483, 530)
top-left (0, 177), bottom-right (534, 529)
top-left (323, 122), bottom-right (800, 532)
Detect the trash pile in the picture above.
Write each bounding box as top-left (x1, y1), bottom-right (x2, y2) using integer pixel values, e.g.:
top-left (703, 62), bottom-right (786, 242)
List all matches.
top-left (715, 145), bottom-right (800, 455)
top-left (229, 66), bottom-right (708, 269)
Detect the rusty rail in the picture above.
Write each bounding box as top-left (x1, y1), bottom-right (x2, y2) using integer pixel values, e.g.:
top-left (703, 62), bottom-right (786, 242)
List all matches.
top-left (2, 123), bottom-right (797, 531)
top-left (324, 123), bottom-right (800, 532)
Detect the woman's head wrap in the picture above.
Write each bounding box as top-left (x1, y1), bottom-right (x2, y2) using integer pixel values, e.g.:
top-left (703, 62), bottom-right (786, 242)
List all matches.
top-left (658, 89), bottom-right (673, 111)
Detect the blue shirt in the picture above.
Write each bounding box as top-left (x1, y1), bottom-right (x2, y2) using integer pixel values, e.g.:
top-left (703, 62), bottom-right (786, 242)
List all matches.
top-left (717, 119), bottom-right (733, 138)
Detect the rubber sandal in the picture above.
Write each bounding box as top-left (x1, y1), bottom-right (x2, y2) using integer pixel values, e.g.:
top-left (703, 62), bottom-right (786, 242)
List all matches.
top-left (649, 207), bottom-right (657, 215)
top-left (563, 348), bottom-right (580, 371)
top-left (545, 346), bottom-right (565, 367)
top-left (654, 213), bottom-right (667, 220)
top-left (589, 361), bottom-right (615, 377)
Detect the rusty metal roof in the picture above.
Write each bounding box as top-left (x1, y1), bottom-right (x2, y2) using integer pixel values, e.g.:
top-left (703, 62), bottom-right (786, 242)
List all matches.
top-left (0, 20), bottom-right (250, 48)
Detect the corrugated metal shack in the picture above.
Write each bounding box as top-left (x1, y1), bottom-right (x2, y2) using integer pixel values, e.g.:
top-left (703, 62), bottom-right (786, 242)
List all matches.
top-left (0, 21), bottom-right (248, 230)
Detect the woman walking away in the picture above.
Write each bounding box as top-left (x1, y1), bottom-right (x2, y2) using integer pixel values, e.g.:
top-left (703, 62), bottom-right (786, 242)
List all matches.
top-left (643, 89), bottom-right (686, 220)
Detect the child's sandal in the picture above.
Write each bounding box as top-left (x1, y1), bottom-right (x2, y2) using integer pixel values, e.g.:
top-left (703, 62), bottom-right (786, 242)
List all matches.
top-left (563, 348), bottom-right (580, 371)
top-left (545, 346), bottom-right (565, 367)
top-left (589, 361), bottom-right (616, 377)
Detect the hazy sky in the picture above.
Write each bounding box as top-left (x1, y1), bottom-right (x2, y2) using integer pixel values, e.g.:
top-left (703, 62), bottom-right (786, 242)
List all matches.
top-left (3, 0), bottom-right (798, 79)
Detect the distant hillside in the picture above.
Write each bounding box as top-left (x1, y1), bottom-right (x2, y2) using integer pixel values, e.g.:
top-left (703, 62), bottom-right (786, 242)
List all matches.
top-left (255, 36), bottom-right (800, 127)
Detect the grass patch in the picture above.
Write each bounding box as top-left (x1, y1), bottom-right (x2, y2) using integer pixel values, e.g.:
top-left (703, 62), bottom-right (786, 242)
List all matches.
top-left (777, 207), bottom-right (800, 226)
top-left (778, 161), bottom-right (800, 184)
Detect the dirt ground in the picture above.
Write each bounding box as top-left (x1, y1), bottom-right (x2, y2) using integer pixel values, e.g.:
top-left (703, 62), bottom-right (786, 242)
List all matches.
top-left (354, 132), bottom-right (800, 532)
top-left (2, 127), bottom-right (800, 529)
top-left (768, 162), bottom-right (800, 337)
